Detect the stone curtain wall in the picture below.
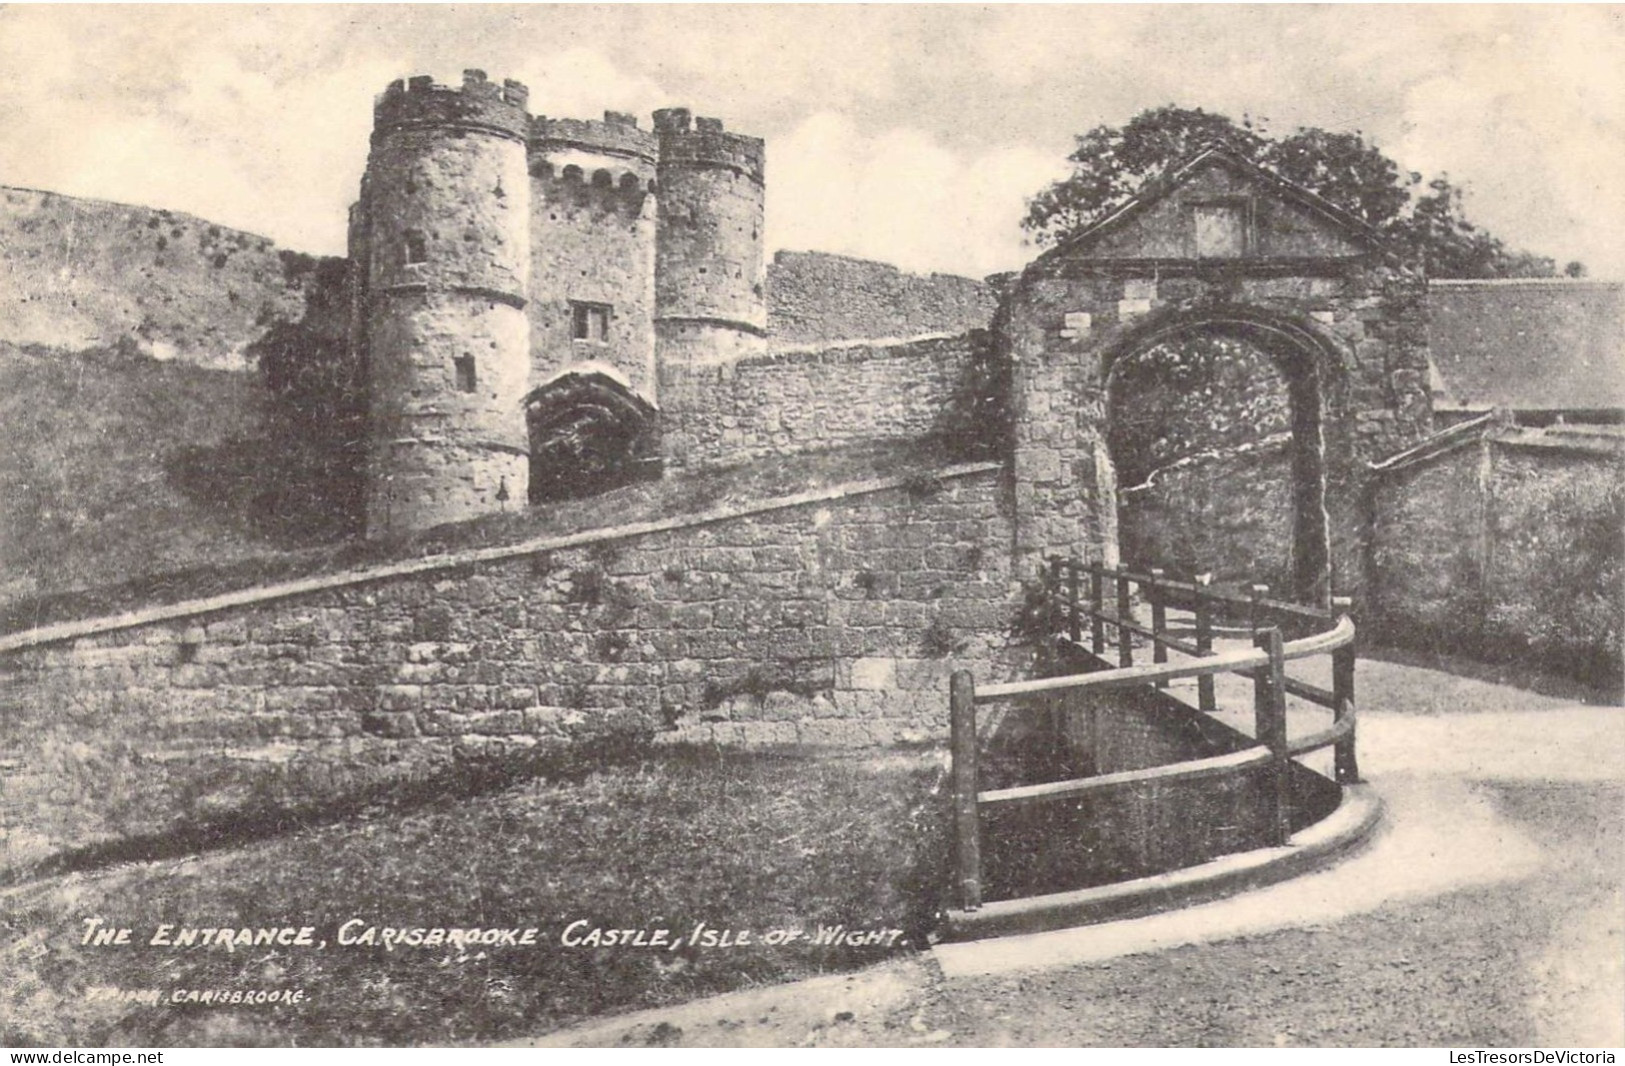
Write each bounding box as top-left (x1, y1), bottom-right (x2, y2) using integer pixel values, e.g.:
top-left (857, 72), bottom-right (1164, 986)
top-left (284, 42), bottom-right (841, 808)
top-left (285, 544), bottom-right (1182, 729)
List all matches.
top-left (1369, 427), bottom-right (1624, 686)
top-left (659, 332), bottom-right (986, 470)
top-left (766, 251), bottom-right (995, 346)
top-left (0, 465), bottom-right (1011, 873)
top-left (0, 186), bottom-right (313, 369)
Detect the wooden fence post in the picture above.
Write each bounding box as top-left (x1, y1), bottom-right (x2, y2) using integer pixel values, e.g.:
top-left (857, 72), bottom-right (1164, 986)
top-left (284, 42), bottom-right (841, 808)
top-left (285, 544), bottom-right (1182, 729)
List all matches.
top-left (950, 671), bottom-right (982, 911)
top-left (1249, 583), bottom-right (1269, 634)
top-left (1331, 594), bottom-right (1360, 785)
top-left (1047, 556), bottom-right (1065, 667)
top-left (1067, 562), bottom-right (1082, 645)
top-left (1253, 626), bottom-right (1291, 847)
top-left (1116, 570), bottom-right (1134, 668)
top-left (1194, 574), bottom-right (1216, 712)
top-left (1148, 568), bottom-right (1168, 687)
top-left (1089, 562), bottom-right (1105, 655)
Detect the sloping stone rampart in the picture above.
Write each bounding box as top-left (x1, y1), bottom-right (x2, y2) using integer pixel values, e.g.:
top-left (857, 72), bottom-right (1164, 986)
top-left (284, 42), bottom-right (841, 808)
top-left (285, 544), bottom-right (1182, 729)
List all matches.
top-left (0, 464), bottom-right (1012, 873)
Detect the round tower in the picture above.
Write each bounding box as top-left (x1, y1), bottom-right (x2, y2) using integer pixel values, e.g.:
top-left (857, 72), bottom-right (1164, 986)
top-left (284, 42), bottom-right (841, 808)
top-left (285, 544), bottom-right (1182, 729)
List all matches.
top-left (652, 108), bottom-right (767, 367)
top-left (359, 70), bottom-right (534, 538)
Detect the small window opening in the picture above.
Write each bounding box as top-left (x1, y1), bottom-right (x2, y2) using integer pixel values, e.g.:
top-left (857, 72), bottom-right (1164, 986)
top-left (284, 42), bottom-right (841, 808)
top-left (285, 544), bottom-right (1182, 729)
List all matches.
top-left (405, 230), bottom-right (428, 264)
top-left (454, 355), bottom-right (477, 392)
top-left (571, 302), bottom-right (611, 343)
top-left (1193, 203), bottom-right (1248, 258)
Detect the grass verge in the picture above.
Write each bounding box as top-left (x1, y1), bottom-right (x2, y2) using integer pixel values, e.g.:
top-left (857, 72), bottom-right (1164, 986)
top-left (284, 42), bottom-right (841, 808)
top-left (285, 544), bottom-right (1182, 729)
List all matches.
top-left (1, 742), bottom-right (948, 1047)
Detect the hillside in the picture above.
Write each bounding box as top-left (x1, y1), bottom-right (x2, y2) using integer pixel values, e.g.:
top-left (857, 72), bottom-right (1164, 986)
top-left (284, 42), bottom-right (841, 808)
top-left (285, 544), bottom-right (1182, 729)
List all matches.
top-left (0, 342), bottom-right (302, 611)
top-left (0, 186), bottom-right (326, 368)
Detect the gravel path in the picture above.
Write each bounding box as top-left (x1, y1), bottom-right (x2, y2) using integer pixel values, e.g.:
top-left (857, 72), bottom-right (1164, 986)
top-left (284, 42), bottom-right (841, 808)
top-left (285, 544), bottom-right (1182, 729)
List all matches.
top-left (531, 659), bottom-right (1625, 1048)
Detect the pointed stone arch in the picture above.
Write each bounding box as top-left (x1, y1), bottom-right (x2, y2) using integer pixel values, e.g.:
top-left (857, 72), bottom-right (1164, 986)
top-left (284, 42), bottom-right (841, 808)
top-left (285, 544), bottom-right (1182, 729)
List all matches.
top-left (1102, 307), bottom-right (1344, 604)
top-left (523, 371), bottom-right (659, 504)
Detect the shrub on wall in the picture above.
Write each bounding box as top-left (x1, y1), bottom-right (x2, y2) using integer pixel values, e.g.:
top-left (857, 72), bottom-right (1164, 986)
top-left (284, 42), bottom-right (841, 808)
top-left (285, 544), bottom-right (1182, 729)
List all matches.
top-left (934, 328), bottom-right (1010, 462)
top-left (251, 324), bottom-right (366, 538)
top-left (1488, 463), bottom-right (1624, 687)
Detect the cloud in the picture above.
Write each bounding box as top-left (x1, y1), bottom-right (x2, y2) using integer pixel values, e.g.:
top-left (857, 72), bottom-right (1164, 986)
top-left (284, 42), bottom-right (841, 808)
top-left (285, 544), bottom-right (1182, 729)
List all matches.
top-left (506, 47), bottom-right (672, 122)
top-left (0, 7), bottom-right (392, 253)
top-left (0, 6), bottom-right (1617, 277)
top-left (768, 112), bottom-right (1067, 278)
top-left (1391, 7), bottom-right (1625, 275)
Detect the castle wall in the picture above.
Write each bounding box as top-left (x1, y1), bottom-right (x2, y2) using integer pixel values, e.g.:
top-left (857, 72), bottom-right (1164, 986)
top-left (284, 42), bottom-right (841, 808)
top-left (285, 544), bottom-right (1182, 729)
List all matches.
top-left (0, 464), bottom-right (1012, 874)
top-left (0, 186), bottom-right (310, 368)
top-left (360, 73), bottom-right (534, 538)
top-left (527, 115), bottom-right (659, 399)
top-left (1368, 427), bottom-right (1624, 687)
top-left (658, 332), bottom-right (986, 470)
top-left (766, 250), bottom-right (996, 346)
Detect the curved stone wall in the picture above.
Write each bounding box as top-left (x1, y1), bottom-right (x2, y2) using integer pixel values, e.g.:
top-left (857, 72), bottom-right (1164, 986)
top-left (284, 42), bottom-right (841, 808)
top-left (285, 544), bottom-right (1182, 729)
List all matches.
top-left (654, 109), bottom-right (767, 364)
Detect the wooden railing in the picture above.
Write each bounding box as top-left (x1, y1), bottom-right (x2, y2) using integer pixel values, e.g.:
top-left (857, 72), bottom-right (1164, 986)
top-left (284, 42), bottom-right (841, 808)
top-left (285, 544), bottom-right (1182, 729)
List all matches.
top-left (949, 560), bottom-right (1359, 912)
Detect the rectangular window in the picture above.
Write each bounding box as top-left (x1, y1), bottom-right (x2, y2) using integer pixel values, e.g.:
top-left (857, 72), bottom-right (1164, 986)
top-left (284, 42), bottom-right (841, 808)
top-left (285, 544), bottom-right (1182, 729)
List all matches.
top-left (454, 354), bottom-right (477, 393)
top-left (1193, 203), bottom-right (1248, 258)
top-left (571, 301), bottom-right (611, 343)
top-left (404, 230), bottom-right (428, 265)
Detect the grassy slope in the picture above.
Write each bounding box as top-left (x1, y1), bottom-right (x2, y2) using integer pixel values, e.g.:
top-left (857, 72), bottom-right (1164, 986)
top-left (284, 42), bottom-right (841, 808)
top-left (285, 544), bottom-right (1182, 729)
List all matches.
top-left (1, 745), bottom-right (947, 1047)
top-left (0, 344), bottom-right (278, 614)
top-left (0, 186), bottom-right (308, 365)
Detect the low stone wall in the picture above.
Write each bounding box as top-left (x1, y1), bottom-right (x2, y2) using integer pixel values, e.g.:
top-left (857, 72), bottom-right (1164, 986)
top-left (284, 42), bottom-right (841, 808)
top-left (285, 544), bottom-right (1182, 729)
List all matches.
top-left (659, 332), bottom-right (986, 470)
top-left (977, 645), bottom-right (1338, 901)
top-left (0, 464), bottom-right (1014, 874)
top-left (1369, 424), bottom-right (1624, 686)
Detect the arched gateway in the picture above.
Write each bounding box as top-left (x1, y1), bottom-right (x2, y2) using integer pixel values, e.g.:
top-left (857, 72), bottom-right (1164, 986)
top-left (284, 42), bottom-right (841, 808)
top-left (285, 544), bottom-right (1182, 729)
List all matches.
top-left (1001, 145), bottom-right (1434, 605)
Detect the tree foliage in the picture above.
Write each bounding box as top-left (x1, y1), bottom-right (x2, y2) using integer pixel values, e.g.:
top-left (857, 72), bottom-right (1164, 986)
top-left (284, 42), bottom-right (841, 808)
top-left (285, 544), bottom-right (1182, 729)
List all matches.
top-left (1023, 106), bottom-right (1573, 279)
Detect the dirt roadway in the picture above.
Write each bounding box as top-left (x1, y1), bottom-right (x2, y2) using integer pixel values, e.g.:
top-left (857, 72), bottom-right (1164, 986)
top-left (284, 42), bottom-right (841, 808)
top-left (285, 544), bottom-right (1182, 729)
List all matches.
top-left (527, 665), bottom-right (1625, 1049)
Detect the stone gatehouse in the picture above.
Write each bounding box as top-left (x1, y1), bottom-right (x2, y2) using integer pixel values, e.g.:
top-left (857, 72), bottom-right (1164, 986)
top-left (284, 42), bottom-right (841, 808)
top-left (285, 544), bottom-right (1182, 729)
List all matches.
top-left (1002, 146), bottom-right (1432, 603)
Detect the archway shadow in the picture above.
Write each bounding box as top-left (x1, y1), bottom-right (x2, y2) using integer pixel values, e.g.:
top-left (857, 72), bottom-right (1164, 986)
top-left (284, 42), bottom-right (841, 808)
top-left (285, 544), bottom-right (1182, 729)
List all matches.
top-left (1105, 311), bottom-right (1333, 605)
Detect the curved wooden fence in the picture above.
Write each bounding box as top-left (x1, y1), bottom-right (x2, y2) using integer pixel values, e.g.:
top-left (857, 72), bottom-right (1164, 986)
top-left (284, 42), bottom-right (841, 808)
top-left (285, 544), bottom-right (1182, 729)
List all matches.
top-left (950, 559), bottom-right (1359, 912)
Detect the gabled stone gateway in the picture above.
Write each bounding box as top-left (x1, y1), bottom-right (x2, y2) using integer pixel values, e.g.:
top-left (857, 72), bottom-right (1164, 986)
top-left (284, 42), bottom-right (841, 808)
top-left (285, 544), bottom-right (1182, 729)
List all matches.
top-left (1041, 145), bottom-right (1384, 267)
top-left (1001, 144), bottom-right (1431, 604)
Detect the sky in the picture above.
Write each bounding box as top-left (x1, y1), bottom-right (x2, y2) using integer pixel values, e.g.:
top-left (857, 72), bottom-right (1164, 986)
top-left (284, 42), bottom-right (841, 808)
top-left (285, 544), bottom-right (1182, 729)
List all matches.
top-left (0, 4), bottom-right (1620, 280)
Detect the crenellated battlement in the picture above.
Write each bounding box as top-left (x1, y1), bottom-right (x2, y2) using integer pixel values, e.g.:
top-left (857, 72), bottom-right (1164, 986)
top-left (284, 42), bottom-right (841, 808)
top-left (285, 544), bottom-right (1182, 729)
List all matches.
top-left (653, 108), bottom-right (765, 185)
top-left (531, 113), bottom-right (657, 166)
top-left (531, 161), bottom-right (654, 216)
top-left (373, 69), bottom-right (531, 144)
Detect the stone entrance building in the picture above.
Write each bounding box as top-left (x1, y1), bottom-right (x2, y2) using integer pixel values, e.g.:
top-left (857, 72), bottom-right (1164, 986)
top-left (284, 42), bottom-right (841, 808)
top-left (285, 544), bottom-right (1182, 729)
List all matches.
top-left (1001, 146), bottom-right (1433, 604)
